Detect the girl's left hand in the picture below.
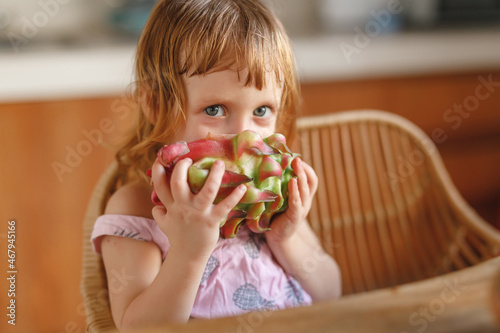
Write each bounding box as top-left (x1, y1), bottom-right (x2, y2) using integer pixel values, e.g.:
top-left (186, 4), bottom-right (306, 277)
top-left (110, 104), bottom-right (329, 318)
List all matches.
top-left (265, 158), bottom-right (318, 244)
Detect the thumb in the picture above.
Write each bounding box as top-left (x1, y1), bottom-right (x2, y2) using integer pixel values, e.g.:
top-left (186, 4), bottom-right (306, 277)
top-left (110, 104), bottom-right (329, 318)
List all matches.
top-left (151, 158), bottom-right (173, 206)
top-left (152, 204), bottom-right (167, 222)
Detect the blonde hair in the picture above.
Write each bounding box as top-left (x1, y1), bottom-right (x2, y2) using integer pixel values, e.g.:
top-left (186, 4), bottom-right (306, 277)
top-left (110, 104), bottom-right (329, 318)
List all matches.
top-left (117, 0), bottom-right (300, 183)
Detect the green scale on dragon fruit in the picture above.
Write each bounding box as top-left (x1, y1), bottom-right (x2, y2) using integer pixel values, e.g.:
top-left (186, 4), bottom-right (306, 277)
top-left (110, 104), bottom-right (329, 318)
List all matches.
top-left (150, 130), bottom-right (299, 239)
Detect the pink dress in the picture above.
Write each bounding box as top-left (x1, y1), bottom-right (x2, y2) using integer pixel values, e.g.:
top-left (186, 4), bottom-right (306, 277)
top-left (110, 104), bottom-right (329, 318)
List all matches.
top-left (91, 214), bottom-right (312, 319)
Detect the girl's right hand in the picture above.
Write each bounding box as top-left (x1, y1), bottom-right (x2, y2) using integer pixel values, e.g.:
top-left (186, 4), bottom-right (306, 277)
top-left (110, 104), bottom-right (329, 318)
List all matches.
top-left (150, 158), bottom-right (247, 261)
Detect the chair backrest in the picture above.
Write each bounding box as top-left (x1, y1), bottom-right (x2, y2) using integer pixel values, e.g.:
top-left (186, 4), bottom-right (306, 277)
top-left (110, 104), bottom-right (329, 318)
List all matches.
top-left (296, 110), bottom-right (500, 296)
top-left (80, 162), bottom-right (120, 333)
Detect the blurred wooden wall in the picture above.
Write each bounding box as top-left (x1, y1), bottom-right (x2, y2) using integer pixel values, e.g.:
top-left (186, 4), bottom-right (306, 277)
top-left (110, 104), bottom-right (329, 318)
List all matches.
top-left (0, 97), bottom-right (132, 333)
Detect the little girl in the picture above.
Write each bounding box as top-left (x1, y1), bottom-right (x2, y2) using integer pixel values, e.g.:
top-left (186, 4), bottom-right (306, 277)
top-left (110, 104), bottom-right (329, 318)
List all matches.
top-left (91, 0), bottom-right (341, 330)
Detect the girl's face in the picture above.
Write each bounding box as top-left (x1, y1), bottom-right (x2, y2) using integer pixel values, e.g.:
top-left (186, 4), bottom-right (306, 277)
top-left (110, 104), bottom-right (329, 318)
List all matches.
top-left (171, 67), bottom-right (282, 143)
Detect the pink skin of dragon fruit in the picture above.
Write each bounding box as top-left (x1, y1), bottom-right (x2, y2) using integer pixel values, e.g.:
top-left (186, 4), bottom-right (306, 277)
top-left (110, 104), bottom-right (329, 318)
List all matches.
top-left (149, 130), bottom-right (299, 239)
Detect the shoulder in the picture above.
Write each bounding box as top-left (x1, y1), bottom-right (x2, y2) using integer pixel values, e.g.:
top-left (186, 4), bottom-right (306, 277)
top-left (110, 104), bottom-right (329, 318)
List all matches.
top-left (105, 180), bottom-right (155, 219)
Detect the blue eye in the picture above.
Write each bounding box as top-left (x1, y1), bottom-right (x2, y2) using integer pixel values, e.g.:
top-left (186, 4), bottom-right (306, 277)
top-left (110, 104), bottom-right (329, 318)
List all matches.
top-left (203, 105), bottom-right (224, 117)
top-left (254, 106), bottom-right (271, 117)
top-left (204, 105), bottom-right (225, 117)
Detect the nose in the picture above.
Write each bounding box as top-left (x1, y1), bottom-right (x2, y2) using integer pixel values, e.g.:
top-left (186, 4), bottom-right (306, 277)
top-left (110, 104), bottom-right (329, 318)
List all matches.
top-left (228, 114), bottom-right (254, 134)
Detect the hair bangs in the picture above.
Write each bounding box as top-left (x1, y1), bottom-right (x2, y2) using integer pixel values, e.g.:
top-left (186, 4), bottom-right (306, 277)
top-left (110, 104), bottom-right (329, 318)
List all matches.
top-left (178, 1), bottom-right (288, 91)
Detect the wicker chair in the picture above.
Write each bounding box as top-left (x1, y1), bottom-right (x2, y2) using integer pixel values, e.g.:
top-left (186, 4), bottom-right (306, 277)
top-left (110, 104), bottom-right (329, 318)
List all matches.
top-left (81, 161), bottom-right (120, 333)
top-left (80, 110), bottom-right (500, 332)
top-left (295, 110), bottom-right (500, 295)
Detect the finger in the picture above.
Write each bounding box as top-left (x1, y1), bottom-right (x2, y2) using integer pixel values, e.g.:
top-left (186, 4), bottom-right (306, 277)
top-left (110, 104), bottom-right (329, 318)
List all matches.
top-left (193, 160), bottom-right (225, 210)
top-left (169, 158), bottom-right (194, 201)
top-left (289, 178), bottom-right (302, 208)
top-left (151, 158), bottom-right (173, 205)
top-left (213, 184), bottom-right (247, 218)
top-left (285, 178), bottom-right (301, 220)
top-left (292, 158), bottom-right (310, 202)
top-left (301, 161), bottom-right (319, 196)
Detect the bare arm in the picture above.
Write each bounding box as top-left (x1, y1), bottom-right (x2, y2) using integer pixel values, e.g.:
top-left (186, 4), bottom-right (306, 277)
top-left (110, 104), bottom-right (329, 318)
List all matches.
top-left (101, 181), bottom-right (210, 330)
top-left (101, 236), bottom-right (209, 330)
top-left (101, 158), bottom-right (247, 331)
top-left (266, 221), bottom-right (342, 301)
top-left (265, 158), bottom-right (342, 301)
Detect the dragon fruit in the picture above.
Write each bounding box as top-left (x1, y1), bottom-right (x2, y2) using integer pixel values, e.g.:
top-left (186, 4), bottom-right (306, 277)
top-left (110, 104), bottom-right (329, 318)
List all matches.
top-left (150, 130), bottom-right (299, 239)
